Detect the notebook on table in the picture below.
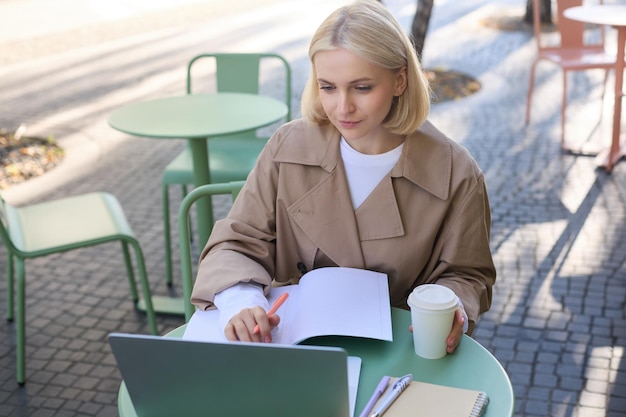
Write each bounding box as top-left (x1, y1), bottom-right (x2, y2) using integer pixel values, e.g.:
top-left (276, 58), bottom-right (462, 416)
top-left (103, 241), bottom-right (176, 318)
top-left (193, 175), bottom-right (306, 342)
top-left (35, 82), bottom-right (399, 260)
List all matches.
top-left (108, 333), bottom-right (361, 417)
top-left (369, 376), bottom-right (490, 417)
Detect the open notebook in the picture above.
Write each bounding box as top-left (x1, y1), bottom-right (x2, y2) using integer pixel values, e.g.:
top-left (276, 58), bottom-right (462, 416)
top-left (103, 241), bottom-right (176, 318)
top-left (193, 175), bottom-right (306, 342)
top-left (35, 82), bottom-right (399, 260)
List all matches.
top-left (184, 267), bottom-right (392, 345)
top-left (109, 333), bottom-right (361, 417)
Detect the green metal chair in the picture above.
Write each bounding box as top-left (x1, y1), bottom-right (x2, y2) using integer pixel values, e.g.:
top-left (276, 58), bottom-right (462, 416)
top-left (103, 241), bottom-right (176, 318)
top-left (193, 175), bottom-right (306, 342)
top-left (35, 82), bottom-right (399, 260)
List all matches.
top-left (0, 192), bottom-right (158, 384)
top-left (162, 52), bottom-right (291, 287)
top-left (177, 181), bottom-right (245, 321)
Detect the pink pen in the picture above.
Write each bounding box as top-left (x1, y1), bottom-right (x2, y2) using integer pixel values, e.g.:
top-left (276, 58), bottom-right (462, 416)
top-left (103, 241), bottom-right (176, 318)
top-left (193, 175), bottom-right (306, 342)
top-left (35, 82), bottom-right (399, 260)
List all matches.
top-left (358, 375), bottom-right (390, 417)
top-left (253, 292), bottom-right (289, 334)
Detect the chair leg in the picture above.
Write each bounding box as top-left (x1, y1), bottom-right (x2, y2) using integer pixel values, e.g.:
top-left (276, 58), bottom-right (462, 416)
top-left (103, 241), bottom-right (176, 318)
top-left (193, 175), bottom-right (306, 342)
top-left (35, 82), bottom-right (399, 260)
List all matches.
top-left (179, 218), bottom-right (195, 322)
top-left (121, 241), bottom-right (139, 302)
top-left (163, 182), bottom-right (194, 289)
top-left (561, 70), bottom-right (568, 148)
top-left (15, 258), bottom-right (25, 385)
top-left (181, 185), bottom-right (193, 243)
top-left (525, 61), bottom-right (539, 125)
top-left (599, 69), bottom-right (610, 121)
top-left (6, 253), bottom-right (14, 321)
top-left (125, 240), bottom-right (158, 335)
top-left (162, 183), bottom-right (174, 287)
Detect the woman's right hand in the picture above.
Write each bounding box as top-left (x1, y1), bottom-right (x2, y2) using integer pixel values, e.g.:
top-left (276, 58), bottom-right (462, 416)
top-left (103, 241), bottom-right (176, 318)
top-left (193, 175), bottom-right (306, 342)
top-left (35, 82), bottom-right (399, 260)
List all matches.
top-left (224, 306), bottom-right (281, 343)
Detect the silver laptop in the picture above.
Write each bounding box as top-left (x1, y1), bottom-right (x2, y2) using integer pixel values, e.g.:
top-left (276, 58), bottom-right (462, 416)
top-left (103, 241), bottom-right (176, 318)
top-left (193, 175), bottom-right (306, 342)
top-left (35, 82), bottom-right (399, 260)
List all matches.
top-left (108, 333), bottom-right (354, 417)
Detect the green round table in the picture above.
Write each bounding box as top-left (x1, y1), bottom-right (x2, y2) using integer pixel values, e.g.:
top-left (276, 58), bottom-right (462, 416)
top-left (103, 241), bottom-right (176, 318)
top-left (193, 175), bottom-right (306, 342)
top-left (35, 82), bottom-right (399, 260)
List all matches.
top-left (117, 308), bottom-right (514, 416)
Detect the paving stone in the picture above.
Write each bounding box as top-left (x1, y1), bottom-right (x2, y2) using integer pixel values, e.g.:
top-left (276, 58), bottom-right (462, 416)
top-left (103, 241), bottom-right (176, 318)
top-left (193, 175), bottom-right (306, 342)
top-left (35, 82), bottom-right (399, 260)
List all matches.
top-left (525, 399), bottom-right (551, 415)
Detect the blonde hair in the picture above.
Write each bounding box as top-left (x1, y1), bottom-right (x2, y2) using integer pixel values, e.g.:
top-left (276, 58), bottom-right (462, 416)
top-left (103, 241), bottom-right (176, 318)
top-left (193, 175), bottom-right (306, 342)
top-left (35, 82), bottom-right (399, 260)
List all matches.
top-left (301, 0), bottom-right (431, 135)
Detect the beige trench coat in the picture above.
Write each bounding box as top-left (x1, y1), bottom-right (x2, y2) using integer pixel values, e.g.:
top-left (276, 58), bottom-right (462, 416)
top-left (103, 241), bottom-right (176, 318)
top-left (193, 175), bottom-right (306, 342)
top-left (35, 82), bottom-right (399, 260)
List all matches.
top-left (191, 119), bottom-right (496, 333)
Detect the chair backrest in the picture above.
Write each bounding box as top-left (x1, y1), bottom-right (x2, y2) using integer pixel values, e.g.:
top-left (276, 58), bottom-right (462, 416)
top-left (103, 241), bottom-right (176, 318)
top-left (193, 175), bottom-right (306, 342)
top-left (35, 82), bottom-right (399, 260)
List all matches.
top-left (533, 0), bottom-right (604, 50)
top-left (186, 53), bottom-right (292, 122)
top-left (0, 195), bottom-right (19, 255)
top-left (177, 181), bottom-right (246, 320)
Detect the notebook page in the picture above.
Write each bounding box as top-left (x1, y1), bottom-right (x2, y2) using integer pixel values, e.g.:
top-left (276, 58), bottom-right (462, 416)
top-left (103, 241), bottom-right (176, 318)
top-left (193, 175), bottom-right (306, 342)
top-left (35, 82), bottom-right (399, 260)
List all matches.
top-left (288, 267), bottom-right (392, 344)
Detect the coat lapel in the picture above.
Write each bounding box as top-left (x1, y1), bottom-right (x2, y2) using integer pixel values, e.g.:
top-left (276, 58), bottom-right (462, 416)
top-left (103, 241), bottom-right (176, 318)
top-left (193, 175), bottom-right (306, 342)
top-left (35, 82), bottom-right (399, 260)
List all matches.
top-left (393, 120), bottom-right (452, 201)
top-left (287, 159), bottom-right (366, 268)
top-left (280, 119), bottom-right (453, 267)
top-left (354, 175), bottom-right (404, 240)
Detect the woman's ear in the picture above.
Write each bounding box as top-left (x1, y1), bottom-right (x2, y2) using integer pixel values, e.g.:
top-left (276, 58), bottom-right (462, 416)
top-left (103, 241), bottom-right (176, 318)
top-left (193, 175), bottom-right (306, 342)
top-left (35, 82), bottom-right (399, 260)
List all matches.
top-left (394, 66), bottom-right (408, 96)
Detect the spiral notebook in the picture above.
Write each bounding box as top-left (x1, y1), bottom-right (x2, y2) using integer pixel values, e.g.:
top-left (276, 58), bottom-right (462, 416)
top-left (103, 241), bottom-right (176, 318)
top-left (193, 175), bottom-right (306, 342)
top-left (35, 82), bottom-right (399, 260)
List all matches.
top-left (370, 377), bottom-right (489, 417)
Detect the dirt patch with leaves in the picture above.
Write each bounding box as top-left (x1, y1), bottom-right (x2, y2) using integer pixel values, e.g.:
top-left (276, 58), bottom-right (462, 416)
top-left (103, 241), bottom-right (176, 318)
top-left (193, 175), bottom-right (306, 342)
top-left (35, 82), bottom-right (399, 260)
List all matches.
top-left (0, 128), bottom-right (65, 189)
top-left (426, 69), bottom-right (481, 103)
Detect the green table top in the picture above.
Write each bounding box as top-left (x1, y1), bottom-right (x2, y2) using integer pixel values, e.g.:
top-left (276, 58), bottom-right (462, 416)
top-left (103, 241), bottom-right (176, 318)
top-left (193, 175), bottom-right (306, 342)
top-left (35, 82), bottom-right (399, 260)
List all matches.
top-left (117, 308), bottom-right (514, 417)
top-left (108, 92), bottom-right (288, 139)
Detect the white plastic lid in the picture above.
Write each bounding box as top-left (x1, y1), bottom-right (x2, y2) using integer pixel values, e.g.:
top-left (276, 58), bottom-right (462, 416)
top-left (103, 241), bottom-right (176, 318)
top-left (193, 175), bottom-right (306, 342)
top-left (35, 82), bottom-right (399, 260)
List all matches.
top-left (408, 284), bottom-right (459, 311)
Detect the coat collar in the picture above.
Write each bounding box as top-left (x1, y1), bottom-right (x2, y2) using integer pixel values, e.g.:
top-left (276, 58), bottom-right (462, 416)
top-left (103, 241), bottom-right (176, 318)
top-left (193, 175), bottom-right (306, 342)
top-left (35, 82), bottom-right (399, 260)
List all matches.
top-left (390, 120), bottom-right (452, 201)
top-left (276, 119), bottom-right (453, 268)
top-left (274, 119), bottom-right (453, 201)
top-left (272, 121), bottom-right (339, 172)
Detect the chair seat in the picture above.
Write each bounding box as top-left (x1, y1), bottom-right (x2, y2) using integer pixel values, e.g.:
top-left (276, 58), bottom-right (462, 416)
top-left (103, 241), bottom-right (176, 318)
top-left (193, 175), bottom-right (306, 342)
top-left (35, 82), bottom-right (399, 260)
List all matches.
top-left (538, 47), bottom-right (616, 69)
top-left (6, 192), bottom-right (135, 254)
top-left (1, 190), bottom-right (158, 384)
top-left (163, 136), bottom-right (268, 185)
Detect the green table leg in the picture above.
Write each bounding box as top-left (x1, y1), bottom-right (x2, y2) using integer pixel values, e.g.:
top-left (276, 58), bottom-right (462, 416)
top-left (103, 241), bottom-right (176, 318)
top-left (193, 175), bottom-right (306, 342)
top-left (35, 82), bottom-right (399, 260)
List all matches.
top-left (187, 139), bottom-right (213, 247)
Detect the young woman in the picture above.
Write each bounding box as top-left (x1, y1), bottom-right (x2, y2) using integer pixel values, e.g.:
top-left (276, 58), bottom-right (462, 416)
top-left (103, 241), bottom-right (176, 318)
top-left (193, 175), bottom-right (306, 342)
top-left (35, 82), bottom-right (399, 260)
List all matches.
top-left (191, 0), bottom-right (496, 353)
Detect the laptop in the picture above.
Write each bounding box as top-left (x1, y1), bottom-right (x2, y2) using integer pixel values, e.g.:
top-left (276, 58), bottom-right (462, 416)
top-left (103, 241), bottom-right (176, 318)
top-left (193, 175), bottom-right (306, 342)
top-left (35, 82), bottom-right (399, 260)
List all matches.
top-left (108, 333), bottom-right (360, 417)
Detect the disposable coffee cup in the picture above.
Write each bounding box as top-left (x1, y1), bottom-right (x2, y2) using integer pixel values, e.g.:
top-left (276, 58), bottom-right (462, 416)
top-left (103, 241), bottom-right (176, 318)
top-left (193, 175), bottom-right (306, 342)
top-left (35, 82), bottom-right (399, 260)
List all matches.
top-left (407, 284), bottom-right (459, 359)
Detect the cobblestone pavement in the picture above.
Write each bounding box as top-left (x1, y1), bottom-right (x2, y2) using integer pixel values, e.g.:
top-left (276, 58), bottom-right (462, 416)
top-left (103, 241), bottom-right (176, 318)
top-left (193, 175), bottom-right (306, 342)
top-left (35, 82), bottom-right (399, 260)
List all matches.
top-left (0, 0), bottom-right (625, 416)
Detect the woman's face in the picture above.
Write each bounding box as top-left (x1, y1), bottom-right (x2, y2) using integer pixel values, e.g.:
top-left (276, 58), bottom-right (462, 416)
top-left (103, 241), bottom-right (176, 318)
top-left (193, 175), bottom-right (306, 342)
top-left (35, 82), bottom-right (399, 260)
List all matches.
top-left (314, 48), bottom-right (407, 154)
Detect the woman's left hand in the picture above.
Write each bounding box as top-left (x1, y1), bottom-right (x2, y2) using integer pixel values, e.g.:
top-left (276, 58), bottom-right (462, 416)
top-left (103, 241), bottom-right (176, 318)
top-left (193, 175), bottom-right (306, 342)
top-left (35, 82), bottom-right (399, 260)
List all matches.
top-left (445, 308), bottom-right (465, 353)
top-left (408, 307), bottom-right (465, 354)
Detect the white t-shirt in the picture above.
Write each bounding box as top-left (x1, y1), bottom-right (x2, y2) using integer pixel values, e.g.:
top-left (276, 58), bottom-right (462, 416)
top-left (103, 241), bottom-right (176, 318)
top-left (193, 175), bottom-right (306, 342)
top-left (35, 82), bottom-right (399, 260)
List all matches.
top-left (340, 137), bottom-right (403, 209)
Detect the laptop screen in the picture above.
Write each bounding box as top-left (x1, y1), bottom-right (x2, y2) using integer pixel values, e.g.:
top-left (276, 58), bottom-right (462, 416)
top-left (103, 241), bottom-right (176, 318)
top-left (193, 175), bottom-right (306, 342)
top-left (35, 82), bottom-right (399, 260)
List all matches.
top-left (109, 333), bottom-right (356, 417)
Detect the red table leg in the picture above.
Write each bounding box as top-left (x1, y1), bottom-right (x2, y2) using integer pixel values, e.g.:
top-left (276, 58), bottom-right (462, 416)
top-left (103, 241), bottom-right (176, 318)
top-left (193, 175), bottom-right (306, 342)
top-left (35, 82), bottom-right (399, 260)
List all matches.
top-left (597, 26), bottom-right (626, 172)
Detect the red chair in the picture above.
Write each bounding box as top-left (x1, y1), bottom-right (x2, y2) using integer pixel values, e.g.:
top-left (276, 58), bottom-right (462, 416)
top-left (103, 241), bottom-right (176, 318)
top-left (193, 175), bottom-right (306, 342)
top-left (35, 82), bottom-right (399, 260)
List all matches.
top-left (525, 0), bottom-right (615, 149)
